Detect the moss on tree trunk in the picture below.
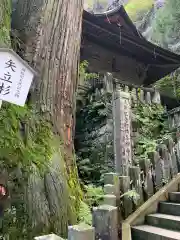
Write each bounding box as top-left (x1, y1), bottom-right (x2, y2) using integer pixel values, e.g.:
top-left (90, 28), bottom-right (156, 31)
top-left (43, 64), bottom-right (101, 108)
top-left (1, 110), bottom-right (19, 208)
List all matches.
top-left (13, 0), bottom-right (84, 166)
top-left (0, 0), bottom-right (11, 47)
top-left (0, 0), bottom-right (84, 239)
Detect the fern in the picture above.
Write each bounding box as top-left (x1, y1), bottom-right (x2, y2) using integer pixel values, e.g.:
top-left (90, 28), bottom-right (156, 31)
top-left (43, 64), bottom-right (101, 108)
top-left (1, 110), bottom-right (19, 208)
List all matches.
top-left (120, 189), bottom-right (140, 206)
top-left (78, 201), bottom-right (92, 225)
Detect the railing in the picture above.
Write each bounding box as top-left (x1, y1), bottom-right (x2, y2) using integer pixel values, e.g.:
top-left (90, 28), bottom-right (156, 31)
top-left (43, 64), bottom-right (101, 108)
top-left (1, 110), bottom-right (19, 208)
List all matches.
top-left (35, 74), bottom-right (180, 240)
top-left (35, 133), bottom-right (180, 239)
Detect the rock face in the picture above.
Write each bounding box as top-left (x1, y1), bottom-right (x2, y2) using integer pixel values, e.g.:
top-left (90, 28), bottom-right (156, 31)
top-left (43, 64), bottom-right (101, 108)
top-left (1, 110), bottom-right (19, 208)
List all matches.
top-left (136, 0), bottom-right (180, 56)
top-left (136, 0), bottom-right (165, 40)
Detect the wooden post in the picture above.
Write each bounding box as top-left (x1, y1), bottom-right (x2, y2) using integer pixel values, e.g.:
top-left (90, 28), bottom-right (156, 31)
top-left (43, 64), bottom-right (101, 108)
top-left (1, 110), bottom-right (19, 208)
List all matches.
top-left (113, 90), bottom-right (132, 175)
top-left (93, 205), bottom-right (118, 240)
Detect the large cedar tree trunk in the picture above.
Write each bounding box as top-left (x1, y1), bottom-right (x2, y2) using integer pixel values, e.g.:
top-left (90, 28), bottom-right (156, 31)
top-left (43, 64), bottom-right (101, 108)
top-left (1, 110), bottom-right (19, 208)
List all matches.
top-left (12, 0), bottom-right (83, 164)
top-left (9, 1), bottom-right (84, 238)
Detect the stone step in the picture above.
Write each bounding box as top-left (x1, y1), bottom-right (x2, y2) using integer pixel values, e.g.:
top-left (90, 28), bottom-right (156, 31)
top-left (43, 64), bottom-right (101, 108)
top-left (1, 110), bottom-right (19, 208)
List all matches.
top-left (132, 225), bottom-right (180, 240)
top-left (146, 213), bottom-right (180, 231)
top-left (159, 202), bottom-right (180, 216)
top-left (169, 192), bottom-right (180, 203)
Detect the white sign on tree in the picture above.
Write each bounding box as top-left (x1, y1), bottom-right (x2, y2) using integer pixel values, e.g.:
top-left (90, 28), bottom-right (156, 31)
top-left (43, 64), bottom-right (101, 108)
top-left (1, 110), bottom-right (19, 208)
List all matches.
top-left (0, 48), bottom-right (35, 106)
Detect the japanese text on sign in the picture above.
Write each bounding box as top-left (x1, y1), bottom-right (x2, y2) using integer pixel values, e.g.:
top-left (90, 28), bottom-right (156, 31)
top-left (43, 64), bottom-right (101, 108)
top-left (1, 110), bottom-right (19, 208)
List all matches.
top-left (0, 60), bottom-right (17, 96)
top-left (0, 49), bottom-right (35, 106)
top-left (120, 98), bottom-right (132, 165)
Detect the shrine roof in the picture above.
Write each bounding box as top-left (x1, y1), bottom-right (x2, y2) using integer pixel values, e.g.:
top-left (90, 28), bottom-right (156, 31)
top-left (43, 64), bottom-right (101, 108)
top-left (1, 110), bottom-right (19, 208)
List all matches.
top-left (93, 5), bottom-right (141, 37)
top-left (82, 6), bottom-right (180, 86)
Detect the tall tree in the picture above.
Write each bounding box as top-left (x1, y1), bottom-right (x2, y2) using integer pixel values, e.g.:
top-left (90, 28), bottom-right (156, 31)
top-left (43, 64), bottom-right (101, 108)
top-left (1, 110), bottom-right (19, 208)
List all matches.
top-left (12, 0), bottom-right (83, 165)
top-left (0, 0), bottom-right (84, 238)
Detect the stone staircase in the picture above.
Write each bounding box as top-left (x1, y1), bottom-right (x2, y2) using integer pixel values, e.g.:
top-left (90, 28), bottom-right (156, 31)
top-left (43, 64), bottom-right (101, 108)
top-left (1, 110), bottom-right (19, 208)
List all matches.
top-left (132, 186), bottom-right (180, 240)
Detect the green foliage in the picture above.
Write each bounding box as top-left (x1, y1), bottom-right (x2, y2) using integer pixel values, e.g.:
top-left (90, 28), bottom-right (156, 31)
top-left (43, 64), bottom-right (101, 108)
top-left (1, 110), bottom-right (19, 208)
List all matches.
top-left (134, 104), bottom-right (165, 138)
top-left (0, 103), bottom-right (54, 171)
top-left (84, 185), bottom-right (104, 208)
top-left (133, 103), bottom-right (168, 161)
top-left (0, 0), bottom-right (11, 46)
top-left (155, 73), bottom-right (180, 99)
top-left (0, 103), bottom-right (84, 239)
top-left (76, 62), bottom-right (114, 185)
top-left (78, 185), bottom-right (104, 225)
top-left (84, 0), bottom-right (107, 10)
top-left (151, 0), bottom-right (180, 47)
top-left (75, 84), bottom-right (114, 184)
top-left (125, 0), bottom-right (154, 21)
top-left (78, 201), bottom-right (92, 225)
top-left (79, 61), bottom-right (98, 83)
top-left (120, 190), bottom-right (140, 206)
top-left (150, 0), bottom-right (180, 99)
top-left (68, 167), bottom-right (84, 222)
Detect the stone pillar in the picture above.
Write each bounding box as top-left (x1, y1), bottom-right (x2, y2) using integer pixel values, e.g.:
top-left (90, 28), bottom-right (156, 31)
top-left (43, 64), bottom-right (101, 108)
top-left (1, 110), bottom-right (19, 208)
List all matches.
top-left (103, 73), bottom-right (114, 167)
top-left (68, 224), bottom-right (95, 240)
top-left (152, 90), bottom-right (161, 104)
top-left (131, 88), bottom-right (137, 106)
top-left (93, 205), bottom-right (118, 240)
top-left (165, 138), bottom-right (178, 177)
top-left (140, 159), bottom-right (154, 199)
top-left (113, 90), bottom-right (132, 175)
top-left (140, 89), bottom-right (145, 103)
top-left (104, 73), bottom-right (113, 94)
top-left (34, 234), bottom-right (64, 240)
top-left (104, 173), bottom-right (120, 198)
top-left (129, 166), bottom-right (143, 204)
top-left (104, 172), bottom-right (122, 224)
top-left (145, 91), bottom-right (151, 105)
top-left (103, 194), bottom-right (117, 206)
top-left (159, 144), bottom-right (171, 182)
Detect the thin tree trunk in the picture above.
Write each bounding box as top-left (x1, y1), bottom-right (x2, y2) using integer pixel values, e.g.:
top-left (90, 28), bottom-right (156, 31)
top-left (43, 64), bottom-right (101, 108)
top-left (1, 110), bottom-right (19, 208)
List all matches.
top-left (12, 0), bottom-right (83, 164)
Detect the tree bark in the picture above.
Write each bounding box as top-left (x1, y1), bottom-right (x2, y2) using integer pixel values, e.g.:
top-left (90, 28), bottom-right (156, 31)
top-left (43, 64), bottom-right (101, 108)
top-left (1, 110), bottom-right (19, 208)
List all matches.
top-left (0, 0), bottom-right (11, 47)
top-left (12, 0), bottom-right (83, 164)
top-left (10, 1), bottom-right (84, 237)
